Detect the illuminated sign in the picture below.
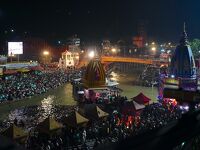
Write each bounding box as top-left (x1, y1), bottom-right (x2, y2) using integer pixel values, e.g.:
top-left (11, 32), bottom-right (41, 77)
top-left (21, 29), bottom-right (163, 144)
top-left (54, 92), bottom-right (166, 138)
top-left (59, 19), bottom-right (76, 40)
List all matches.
top-left (165, 78), bottom-right (179, 85)
top-left (8, 42), bottom-right (23, 55)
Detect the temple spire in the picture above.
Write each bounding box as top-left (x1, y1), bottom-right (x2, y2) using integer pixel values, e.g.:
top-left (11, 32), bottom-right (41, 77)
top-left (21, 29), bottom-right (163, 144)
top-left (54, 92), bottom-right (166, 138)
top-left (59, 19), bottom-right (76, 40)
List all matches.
top-left (180, 22), bottom-right (188, 45)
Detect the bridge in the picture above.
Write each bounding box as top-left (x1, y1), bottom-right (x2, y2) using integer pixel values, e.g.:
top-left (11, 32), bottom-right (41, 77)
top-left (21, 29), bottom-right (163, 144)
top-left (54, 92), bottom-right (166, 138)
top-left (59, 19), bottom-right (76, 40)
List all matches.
top-left (78, 56), bottom-right (169, 68)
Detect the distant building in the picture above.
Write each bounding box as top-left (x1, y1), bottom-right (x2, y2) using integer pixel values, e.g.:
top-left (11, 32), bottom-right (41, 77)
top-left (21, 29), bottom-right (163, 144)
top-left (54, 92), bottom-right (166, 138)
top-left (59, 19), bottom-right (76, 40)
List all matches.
top-left (132, 21), bottom-right (147, 49)
top-left (133, 36), bottom-right (145, 48)
top-left (59, 50), bottom-right (79, 68)
top-left (102, 40), bottom-right (111, 55)
top-left (67, 35), bottom-right (81, 53)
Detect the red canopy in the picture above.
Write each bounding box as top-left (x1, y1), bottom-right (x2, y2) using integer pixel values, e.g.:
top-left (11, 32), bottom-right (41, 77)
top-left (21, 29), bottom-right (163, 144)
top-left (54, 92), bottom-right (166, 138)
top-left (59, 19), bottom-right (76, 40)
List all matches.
top-left (121, 101), bottom-right (136, 115)
top-left (132, 92), bottom-right (151, 105)
top-left (3, 70), bottom-right (18, 75)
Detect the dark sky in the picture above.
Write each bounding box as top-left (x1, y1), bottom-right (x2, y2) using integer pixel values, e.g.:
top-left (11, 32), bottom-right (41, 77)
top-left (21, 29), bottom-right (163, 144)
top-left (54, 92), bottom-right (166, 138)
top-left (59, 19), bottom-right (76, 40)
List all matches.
top-left (0, 0), bottom-right (200, 42)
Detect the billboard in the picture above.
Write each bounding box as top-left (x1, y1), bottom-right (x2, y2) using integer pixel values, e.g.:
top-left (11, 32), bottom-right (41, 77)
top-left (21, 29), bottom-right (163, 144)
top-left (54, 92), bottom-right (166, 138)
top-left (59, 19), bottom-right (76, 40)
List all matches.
top-left (8, 42), bottom-right (23, 55)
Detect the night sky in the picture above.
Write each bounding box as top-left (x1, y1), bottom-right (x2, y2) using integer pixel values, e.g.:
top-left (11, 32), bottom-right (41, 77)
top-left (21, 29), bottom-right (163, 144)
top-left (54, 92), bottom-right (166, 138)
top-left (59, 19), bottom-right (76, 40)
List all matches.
top-left (0, 0), bottom-right (200, 42)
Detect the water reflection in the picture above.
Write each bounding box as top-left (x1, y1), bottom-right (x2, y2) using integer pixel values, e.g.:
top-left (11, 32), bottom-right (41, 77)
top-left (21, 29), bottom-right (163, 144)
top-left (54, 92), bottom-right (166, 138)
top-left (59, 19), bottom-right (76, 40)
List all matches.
top-left (41, 95), bottom-right (55, 117)
top-left (1, 72), bottom-right (158, 121)
top-left (7, 104), bottom-right (77, 131)
top-left (110, 71), bottom-right (119, 81)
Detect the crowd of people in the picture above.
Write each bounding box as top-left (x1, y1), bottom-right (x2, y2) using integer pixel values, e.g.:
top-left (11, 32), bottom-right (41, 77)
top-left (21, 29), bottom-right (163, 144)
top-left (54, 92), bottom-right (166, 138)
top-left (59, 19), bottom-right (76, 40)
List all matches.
top-left (0, 100), bottom-right (183, 150)
top-left (0, 66), bottom-right (185, 149)
top-left (0, 69), bottom-right (70, 102)
top-left (25, 103), bottom-right (183, 149)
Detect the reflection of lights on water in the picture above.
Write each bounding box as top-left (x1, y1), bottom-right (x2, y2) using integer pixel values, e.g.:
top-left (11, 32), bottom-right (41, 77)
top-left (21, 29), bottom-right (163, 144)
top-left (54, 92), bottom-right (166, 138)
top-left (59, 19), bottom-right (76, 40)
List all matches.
top-left (110, 71), bottom-right (119, 81)
top-left (41, 95), bottom-right (55, 116)
top-left (9, 109), bottom-right (26, 122)
top-left (179, 105), bottom-right (189, 111)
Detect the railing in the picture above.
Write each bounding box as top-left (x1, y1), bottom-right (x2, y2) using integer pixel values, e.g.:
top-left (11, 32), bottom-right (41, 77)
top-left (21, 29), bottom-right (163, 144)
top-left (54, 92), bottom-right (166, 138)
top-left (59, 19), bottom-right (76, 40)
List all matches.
top-left (101, 56), bottom-right (153, 64)
top-left (77, 56), bottom-right (169, 68)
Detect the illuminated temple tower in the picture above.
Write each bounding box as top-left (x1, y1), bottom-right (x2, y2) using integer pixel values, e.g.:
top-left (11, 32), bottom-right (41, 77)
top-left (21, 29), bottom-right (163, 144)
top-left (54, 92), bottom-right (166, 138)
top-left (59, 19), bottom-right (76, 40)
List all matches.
top-left (72, 58), bottom-right (106, 102)
top-left (83, 58), bottom-right (106, 89)
top-left (170, 24), bottom-right (196, 78)
top-left (161, 25), bottom-right (200, 103)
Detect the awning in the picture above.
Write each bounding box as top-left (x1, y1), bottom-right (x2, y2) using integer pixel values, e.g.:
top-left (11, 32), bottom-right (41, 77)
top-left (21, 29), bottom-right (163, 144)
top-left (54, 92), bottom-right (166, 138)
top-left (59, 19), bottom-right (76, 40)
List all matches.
top-left (1, 124), bottom-right (27, 140)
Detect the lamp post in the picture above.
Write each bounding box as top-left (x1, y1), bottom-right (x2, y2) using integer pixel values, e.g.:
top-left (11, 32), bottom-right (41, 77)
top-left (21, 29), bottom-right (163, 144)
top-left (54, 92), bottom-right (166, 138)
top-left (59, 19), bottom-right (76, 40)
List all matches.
top-left (88, 51), bottom-right (95, 59)
top-left (111, 48), bottom-right (117, 56)
top-left (43, 50), bottom-right (49, 64)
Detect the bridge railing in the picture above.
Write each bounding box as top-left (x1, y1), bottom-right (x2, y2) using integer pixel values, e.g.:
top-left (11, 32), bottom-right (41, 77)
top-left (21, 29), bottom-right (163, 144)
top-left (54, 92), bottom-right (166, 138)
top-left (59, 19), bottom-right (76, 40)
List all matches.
top-left (101, 56), bottom-right (154, 64)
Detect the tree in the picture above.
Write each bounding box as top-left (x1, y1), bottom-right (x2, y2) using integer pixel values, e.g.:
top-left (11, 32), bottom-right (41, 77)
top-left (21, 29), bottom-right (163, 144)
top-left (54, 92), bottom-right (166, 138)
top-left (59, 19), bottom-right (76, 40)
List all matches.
top-left (190, 39), bottom-right (200, 58)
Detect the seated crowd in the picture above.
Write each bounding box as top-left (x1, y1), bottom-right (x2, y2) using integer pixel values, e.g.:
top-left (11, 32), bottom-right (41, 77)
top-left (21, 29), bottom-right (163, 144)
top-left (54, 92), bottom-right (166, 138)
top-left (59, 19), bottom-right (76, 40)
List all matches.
top-left (0, 102), bottom-right (183, 150)
top-left (0, 69), bottom-right (70, 102)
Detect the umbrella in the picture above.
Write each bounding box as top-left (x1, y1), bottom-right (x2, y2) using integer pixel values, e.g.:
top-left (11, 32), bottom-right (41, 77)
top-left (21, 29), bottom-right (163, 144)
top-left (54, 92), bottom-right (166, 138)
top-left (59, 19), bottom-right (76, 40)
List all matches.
top-left (62, 111), bottom-right (89, 127)
top-left (36, 117), bottom-right (63, 134)
top-left (1, 124), bottom-right (27, 140)
top-left (80, 104), bottom-right (109, 120)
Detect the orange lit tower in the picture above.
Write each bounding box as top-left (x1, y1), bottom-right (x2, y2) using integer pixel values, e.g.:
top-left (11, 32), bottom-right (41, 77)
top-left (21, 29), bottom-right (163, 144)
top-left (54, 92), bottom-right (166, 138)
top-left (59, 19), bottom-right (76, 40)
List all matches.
top-left (83, 57), bottom-right (106, 89)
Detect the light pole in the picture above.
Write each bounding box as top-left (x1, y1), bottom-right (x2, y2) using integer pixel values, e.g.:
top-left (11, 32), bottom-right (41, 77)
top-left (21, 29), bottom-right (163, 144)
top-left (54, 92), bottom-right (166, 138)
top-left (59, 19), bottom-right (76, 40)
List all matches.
top-left (43, 50), bottom-right (49, 64)
top-left (111, 48), bottom-right (117, 56)
top-left (88, 50), bottom-right (95, 59)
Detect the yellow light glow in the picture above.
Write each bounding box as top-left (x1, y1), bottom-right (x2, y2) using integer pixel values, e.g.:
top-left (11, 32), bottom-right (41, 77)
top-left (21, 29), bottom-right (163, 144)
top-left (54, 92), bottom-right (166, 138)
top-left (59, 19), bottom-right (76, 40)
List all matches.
top-left (165, 78), bottom-right (179, 85)
top-left (111, 48), bottom-right (116, 53)
top-left (151, 47), bottom-right (156, 51)
top-left (88, 51), bottom-right (95, 58)
top-left (43, 51), bottom-right (49, 55)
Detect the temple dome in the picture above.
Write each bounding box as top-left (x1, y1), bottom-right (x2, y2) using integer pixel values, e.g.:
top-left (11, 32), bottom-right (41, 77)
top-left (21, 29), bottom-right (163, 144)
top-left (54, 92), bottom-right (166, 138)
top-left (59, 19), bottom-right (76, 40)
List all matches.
top-left (170, 24), bottom-right (196, 78)
top-left (83, 58), bottom-right (106, 88)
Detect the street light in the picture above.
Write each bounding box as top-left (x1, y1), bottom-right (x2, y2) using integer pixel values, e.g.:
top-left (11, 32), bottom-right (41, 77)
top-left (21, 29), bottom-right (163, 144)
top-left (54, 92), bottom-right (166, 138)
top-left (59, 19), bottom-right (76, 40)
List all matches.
top-left (43, 50), bottom-right (49, 64)
top-left (43, 51), bottom-right (49, 56)
top-left (111, 48), bottom-right (116, 53)
top-left (151, 47), bottom-right (156, 51)
top-left (88, 51), bottom-right (95, 58)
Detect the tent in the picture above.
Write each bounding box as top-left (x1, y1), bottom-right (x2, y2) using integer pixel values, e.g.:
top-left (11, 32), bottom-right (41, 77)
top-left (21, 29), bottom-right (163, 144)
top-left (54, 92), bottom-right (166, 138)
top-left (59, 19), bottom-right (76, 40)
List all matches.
top-left (122, 101), bottom-right (145, 115)
top-left (1, 124), bottom-right (27, 140)
top-left (132, 92), bottom-right (151, 105)
top-left (132, 101), bottom-right (145, 110)
top-left (36, 117), bottom-right (63, 134)
top-left (80, 104), bottom-right (109, 120)
top-left (62, 111), bottom-right (89, 127)
top-left (121, 101), bottom-right (135, 115)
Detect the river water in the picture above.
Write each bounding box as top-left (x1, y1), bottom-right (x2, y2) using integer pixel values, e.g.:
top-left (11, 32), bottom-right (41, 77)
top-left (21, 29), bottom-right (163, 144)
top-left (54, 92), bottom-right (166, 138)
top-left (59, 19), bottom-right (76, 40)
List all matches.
top-left (0, 71), bottom-right (158, 121)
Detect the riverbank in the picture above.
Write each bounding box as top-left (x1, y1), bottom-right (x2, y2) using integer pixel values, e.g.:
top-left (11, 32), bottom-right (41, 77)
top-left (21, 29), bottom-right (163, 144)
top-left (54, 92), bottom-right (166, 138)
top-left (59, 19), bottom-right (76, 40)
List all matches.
top-left (0, 83), bottom-right (76, 121)
top-left (0, 71), bottom-right (158, 121)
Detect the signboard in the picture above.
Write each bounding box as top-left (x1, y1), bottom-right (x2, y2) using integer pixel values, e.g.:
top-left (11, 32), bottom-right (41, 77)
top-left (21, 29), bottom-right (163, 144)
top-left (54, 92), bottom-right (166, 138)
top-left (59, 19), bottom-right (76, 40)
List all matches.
top-left (165, 78), bottom-right (179, 85)
top-left (8, 42), bottom-right (23, 55)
